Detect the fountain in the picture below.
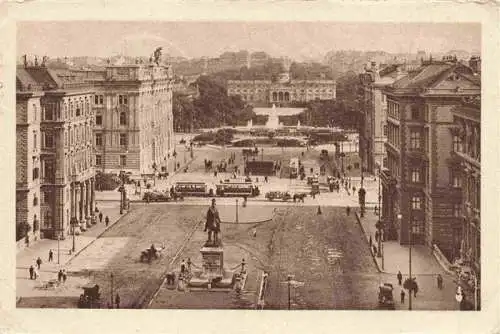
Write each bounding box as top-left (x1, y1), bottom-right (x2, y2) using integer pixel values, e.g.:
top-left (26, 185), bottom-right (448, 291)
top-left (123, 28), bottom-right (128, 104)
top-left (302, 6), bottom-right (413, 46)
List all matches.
top-left (266, 104), bottom-right (280, 129)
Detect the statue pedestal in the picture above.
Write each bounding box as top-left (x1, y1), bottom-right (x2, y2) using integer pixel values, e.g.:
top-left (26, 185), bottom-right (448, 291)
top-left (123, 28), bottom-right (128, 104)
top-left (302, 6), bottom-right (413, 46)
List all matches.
top-left (201, 246), bottom-right (224, 279)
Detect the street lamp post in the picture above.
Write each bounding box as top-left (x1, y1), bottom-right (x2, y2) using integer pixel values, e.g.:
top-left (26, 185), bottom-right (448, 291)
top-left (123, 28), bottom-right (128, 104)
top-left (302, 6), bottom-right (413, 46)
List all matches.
top-left (70, 217), bottom-right (77, 252)
top-left (377, 166), bottom-right (384, 270)
top-left (399, 213), bottom-right (412, 310)
top-left (287, 274), bottom-right (293, 310)
top-left (235, 199), bottom-right (239, 224)
top-left (57, 232), bottom-right (60, 264)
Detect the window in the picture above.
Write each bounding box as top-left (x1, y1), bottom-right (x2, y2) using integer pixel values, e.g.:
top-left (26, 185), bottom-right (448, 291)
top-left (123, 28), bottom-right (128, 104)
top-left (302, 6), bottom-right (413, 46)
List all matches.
top-left (410, 130), bottom-right (421, 149)
top-left (32, 167), bottom-right (39, 180)
top-left (120, 155), bottom-right (126, 166)
top-left (453, 135), bottom-right (462, 153)
top-left (95, 155), bottom-right (102, 166)
top-left (411, 195), bottom-right (422, 210)
top-left (120, 112), bottom-right (127, 125)
top-left (95, 95), bottom-right (104, 105)
top-left (44, 133), bottom-right (54, 148)
top-left (33, 194), bottom-right (38, 206)
top-left (95, 133), bottom-right (103, 146)
top-left (33, 104), bottom-right (37, 121)
top-left (411, 108), bottom-right (420, 120)
top-left (95, 115), bottom-right (103, 125)
top-left (119, 133), bottom-right (127, 146)
top-left (451, 170), bottom-right (461, 188)
top-left (453, 203), bottom-right (462, 217)
top-left (118, 95), bottom-right (128, 105)
top-left (411, 168), bottom-right (421, 183)
top-left (383, 124), bottom-right (388, 136)
top-left (411, 219), bottom-right (424, 236)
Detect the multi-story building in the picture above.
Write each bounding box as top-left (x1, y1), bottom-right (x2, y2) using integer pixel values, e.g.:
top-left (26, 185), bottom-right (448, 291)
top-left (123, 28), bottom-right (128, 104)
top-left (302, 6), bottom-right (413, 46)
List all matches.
top-left (227, 73), bottom-right (336, 106)
top-left (380, 57), bottom-right (480, 262)
top-left (90, 63), bottom-right (175, 175)
top-left (358, 62), bottom-right (407, 173)
top-left (17, 63), bottom-right (96, 244)
top-left (449, 96), bottom-right (480, 278)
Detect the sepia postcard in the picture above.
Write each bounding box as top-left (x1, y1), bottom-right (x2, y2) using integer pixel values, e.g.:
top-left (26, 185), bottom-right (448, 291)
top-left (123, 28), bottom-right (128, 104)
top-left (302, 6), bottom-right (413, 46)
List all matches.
top-left (0, 1), bottom-right (498, 334)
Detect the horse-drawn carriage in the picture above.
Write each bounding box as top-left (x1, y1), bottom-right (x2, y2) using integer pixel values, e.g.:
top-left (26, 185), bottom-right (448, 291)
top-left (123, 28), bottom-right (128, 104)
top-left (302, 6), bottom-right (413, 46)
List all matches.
top-left (378, 283), bottom-right (396, 310)
top-left (140, 244), bottom-right (165, 263)
top-left (78, 283), bottom-right (101, 309)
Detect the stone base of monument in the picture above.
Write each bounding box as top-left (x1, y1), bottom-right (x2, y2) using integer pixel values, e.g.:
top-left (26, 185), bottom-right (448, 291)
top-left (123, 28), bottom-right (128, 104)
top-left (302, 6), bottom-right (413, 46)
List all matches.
top-left (186, 245), bottom-right (247, 291)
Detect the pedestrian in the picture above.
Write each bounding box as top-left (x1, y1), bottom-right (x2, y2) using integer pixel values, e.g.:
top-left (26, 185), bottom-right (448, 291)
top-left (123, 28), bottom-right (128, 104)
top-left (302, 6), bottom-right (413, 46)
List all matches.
top-left (115, 293), bottom-right (121, 309)
top-left (400, 289), bottom-right (405, 304)
top-left (187, 258), bottom-right (192, 272)
top-left (34, 267), bottom-right (39, 280)
top-left (48, 249), bottom-right (53, 262)
top-left (58, 269), bottom-right (63, 282)
top-left (36, 257), bottom-right (42, 270)
top-left (413, 279), bottom-right (418, 297)
top-left (105, 216), bottom-right (110, 227)
top-left (437, 274), bottom-right (443, 289)
top-left (62, 269), bottom-right (67, 283)
top-left (397, 271), bottom-right (403, 286)
top-left (369, 235), bottom-right (372, 248)
top-left (29, 265), bottom-right (34, 280)
top-left (180, 259), bottom-right (186, 274)
top-left (346, 206), bottom-right (350, 216)
top-left (99, 212), bottom-right (103, 223)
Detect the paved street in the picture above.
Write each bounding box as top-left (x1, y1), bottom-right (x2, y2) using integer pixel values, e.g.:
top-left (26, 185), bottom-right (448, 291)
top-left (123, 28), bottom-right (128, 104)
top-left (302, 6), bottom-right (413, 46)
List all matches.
top-left (16, 142), bottom-right (458, 310)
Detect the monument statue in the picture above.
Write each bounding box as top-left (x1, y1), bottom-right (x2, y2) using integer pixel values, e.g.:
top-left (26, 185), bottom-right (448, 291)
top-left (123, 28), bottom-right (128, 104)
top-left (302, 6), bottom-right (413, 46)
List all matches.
top-left (204, 198), bottom-right (221, 246)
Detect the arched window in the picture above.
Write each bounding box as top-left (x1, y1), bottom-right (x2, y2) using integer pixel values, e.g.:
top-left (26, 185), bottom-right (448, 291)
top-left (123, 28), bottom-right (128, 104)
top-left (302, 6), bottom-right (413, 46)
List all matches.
top-left (272, 92), bottom-right (277, 101)
top-left (33, 214), bottom-right (39, 231)
top-left (120, 112), bottom-right (127, 125)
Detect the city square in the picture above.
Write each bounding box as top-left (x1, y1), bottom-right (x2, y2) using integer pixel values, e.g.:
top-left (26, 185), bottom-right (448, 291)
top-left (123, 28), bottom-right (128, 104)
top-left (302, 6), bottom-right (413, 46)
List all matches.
top-left (15, 21), bottom-right (480, 311)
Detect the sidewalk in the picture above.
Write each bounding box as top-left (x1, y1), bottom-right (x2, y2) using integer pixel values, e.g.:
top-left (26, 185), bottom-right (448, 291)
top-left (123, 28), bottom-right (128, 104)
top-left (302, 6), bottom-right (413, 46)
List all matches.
top-left (354, 209), bottom-right (460, 310)
top-left (16, 199), bottom-right (124, 300)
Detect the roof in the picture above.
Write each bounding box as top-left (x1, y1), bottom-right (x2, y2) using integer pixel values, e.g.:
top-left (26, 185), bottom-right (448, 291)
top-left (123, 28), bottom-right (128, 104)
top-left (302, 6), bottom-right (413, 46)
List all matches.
top-left (391, 64), bottom-right (452, 90)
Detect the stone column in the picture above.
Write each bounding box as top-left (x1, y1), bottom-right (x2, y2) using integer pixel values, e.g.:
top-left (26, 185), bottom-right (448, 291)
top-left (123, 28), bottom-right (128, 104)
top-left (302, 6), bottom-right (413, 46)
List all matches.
top-left (85, 179), bottom-right (90, 219)
top-left (90, 177), bottom-right (95, 215)
top-left (79, 182), bottom-right (84, 223)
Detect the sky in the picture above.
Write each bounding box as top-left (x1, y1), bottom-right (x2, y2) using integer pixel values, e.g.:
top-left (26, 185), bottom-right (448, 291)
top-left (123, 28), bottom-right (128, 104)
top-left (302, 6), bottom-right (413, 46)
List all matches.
top-left (17, 22), bottom-right (481, 61)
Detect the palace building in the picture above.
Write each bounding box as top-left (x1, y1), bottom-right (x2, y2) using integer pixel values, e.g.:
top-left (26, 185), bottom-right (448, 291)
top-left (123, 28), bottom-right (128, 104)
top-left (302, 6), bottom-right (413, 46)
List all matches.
top-left (17, 63), bottom-right (96, 245)
top-left (227, 72), bottom-right (336, 106)
top-left (89, 63), bottom-right (175, 175)
top-left (380, 57), bottom-right (480, 262)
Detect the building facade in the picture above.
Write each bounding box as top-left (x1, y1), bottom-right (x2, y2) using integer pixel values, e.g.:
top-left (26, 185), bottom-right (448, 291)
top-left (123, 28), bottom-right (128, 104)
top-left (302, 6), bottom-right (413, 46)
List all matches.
top-left (449, 97), bottom-right (480, 276)
top-left (227, 74), bottom-right (336, 106)
top-left (358, 62), bottom-right (407, 173)
top-left (17, 64), bottom-right (96, 244)
top-left (380, 58), bottom-right (480, 262)
top-left (91, 64), bottom-right (175, 175)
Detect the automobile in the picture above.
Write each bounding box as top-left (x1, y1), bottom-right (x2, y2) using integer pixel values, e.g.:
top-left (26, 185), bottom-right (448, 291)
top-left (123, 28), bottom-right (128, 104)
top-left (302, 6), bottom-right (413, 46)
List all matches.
top-left (378, 283), bottom-right (396, 310)
top-left (265, 191), bottom-right (292, 202)
top-left (143, 191), bottom-right (171, 202)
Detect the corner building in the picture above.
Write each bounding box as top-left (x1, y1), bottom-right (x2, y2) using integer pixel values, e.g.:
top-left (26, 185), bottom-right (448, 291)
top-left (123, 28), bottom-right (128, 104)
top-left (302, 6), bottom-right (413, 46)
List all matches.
top-left (16, 65), bottom-right (96, 243)
top-left (92, 64), bottom-right (175, 174)
top-left (380, 58), bottom-right (480, 262)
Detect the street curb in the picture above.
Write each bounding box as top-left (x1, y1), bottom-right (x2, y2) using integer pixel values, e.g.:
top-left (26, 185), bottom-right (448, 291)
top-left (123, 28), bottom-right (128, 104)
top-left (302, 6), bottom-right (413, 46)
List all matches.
top-left (64, 210), bottom-right (130, 269)
top-left (354, 210), bottom-right (383, 273)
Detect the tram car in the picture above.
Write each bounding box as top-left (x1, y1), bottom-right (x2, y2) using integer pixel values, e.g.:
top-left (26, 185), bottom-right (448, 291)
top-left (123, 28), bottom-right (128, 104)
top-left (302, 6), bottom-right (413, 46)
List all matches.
top-left (216, 182), bottom-right (260, 197)
top-left (174, 182), bottom-right (216, 197)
